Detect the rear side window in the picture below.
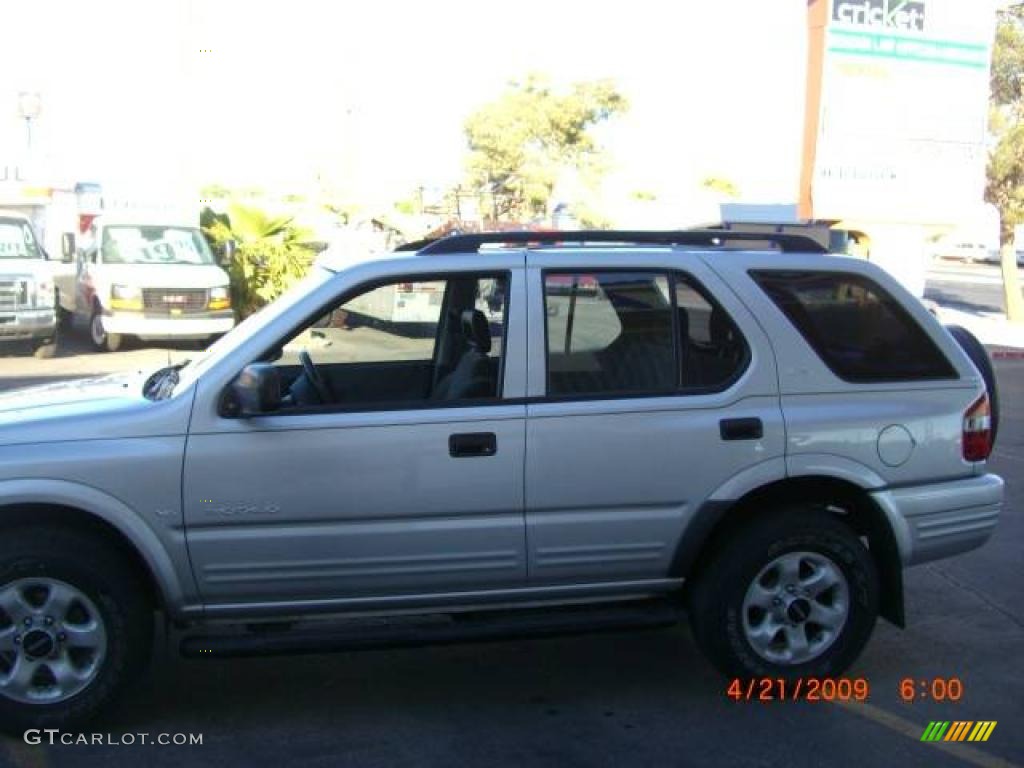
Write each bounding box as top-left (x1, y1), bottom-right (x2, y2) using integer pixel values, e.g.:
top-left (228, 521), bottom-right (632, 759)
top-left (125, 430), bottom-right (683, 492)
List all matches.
top-left (750, 270), bottom-right (956, 382)
top-left (543, 271), bottom-right (748, 397)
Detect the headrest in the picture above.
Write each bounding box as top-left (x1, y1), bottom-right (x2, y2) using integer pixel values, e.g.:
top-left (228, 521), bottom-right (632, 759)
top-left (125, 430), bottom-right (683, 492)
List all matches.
top-left (461, 309), bottom-right (491, 355)
top-left (710, 307), bottom-right (738, 347)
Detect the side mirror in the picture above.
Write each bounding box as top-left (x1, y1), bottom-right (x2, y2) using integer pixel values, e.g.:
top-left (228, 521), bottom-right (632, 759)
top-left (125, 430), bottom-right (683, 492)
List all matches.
top-left (223, 239), bottom-right (237, 265)
top-left (61, 232), bottom-right (76, 263)
top-left (227, 363), bottom-right (281, 417)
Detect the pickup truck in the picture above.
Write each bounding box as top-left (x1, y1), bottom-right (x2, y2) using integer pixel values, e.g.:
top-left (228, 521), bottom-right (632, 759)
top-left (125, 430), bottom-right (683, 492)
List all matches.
top-left (0, 211), bottom-right (58, 358)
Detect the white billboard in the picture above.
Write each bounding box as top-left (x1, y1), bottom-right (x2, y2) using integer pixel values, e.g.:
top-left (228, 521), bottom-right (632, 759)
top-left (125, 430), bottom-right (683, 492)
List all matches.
top-left (808, 0), bottom-right (996, 224)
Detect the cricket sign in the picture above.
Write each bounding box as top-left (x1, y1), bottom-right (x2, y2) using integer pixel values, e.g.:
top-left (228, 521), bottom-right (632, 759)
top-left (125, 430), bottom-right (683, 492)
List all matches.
top-left (800, 0), bottom-right (996, 224)
top-left (832, 0), bottom-right (927, 32)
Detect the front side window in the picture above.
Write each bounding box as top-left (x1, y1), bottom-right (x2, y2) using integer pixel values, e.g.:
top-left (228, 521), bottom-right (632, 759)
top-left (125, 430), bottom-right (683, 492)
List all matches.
top-left (0, 220), bottom-right (41, 260)
top-left (269, 273), bottom-right (507, 410)
top-left (544, 271), bottom-right (747, 397)
top-left (750, 270), bottom-right (956, 382)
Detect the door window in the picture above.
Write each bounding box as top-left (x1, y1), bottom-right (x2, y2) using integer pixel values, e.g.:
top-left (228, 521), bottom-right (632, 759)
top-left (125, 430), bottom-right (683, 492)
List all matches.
top-left (543, 271), bottom-right (748, 397)
top-left (280, 280), bottom-right (445, 366)
top-left (270, 273), bottom-right (508, 409)
top-left (675, 277), bottom-right (748, 390)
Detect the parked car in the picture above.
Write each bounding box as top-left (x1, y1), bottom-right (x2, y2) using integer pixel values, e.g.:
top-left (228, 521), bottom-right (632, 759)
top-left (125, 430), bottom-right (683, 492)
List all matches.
top-left (0, 230), bottom-right (1003, 730)
top-left (931, 240), bottom-right (997, 263)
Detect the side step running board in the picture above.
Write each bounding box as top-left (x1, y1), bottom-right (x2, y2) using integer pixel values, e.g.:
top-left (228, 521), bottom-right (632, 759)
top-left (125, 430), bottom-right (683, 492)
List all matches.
top-left (180, 599), bottom-right (681, 659)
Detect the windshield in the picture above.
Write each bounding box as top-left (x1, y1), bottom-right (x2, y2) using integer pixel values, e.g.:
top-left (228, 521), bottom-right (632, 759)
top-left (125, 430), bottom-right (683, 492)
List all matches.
top-left (101, 226), bottom-right (214, 266)
top-left (0, 220), bottom-right (42, 260)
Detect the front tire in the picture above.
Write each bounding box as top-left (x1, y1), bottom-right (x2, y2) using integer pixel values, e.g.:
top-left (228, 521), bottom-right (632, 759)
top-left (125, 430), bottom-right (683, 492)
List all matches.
top-left (56, 295), bottom-right (73, 332)
top-left (0, 526), bottom-right (152, 733)
top-left (32, 337), bottom-right (58, 359)
top-left (688, 507), bottom-right (878, 680)
top-left (90, 307), bottom-right (123, 353)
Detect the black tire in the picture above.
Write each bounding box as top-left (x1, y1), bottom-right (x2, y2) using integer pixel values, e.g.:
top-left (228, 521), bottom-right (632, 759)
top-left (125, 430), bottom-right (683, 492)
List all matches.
top-left (89, 305), bottom-right (123, 353)
top-left (0, 526), bottom-right (153, 733)
top-left (32, 337), bottom-right (58, 359)
top-left (945, 324), bottom-right (999, 447)
top-left (56, 296), bottom-right (73, 332)
top-left (688, 507), bottom-right (878, 680)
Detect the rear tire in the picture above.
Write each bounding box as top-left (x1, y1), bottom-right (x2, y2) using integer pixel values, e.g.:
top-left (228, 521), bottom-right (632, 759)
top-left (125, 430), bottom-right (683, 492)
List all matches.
top-left (688, 507), bottom-right (878, 680)
top-left (0, 526), bottom-right (153, 732)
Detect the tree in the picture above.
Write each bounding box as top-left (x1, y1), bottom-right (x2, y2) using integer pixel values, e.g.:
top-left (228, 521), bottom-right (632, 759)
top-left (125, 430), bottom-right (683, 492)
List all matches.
top-left (701, 176), bottom-right (741, 198)
top-left (464, 75), bottom-right (627, 222)
top-left (202, 202), bottom-right (318, 318)
top-left (985, 5), bottom-right (1024, 322)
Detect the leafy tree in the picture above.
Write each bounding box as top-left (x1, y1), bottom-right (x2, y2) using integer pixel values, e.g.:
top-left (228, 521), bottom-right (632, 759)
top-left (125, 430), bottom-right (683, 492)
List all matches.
top-left (631, 190), bottom-right (658, 201)
top-left (701, 177), bottom-right (741, 198)
top-left (202, 202), bottom-right (318, 318)
top-left (464, 75), bottom-right (627, 222)
top-left (985, 5), bottom-right (1024, 321)
top-left (199, 182), bottom-right (232, 200)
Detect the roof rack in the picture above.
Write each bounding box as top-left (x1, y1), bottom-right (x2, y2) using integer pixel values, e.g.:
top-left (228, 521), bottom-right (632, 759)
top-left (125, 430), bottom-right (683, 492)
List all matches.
top-left (399, 229), bottom-right (827, 256)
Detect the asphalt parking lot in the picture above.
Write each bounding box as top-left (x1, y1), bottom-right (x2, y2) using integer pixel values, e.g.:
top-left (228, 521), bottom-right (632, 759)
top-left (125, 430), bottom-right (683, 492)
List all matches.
top-left (0, 316), bottom-right (1022, 768)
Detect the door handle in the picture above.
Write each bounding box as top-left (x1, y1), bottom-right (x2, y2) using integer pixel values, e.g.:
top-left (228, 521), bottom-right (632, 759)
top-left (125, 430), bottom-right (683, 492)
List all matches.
top-left (719, 418), bottom-right (763, 441)
top-left (449, 432), bottom-right (497, 458)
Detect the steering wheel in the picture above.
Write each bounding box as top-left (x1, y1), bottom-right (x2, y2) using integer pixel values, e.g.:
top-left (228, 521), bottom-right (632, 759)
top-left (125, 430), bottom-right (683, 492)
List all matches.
top-left (298, 350), bottom-right (333, 404)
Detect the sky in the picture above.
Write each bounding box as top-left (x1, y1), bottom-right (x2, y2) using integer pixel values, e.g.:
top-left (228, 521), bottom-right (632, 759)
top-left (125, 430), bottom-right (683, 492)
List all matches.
top-left (1, 0), bottom-right (808, 211)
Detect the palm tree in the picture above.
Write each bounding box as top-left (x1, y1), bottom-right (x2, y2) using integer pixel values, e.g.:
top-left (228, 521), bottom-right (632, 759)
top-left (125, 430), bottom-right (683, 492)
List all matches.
top-left (202, 202), bottom-right (318, 317)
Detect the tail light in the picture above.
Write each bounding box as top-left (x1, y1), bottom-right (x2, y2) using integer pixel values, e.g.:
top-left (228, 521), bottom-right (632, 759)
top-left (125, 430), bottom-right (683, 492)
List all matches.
top-left (963, 393), bottom-right (992, 462)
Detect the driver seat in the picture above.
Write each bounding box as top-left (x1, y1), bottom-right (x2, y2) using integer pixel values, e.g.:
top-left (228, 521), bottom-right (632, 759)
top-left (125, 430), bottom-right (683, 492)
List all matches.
top-left (432, 310), bottom-right (496, 400)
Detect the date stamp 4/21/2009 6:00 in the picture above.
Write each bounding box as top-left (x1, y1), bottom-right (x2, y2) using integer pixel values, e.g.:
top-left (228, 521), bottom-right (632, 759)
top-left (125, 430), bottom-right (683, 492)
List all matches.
top-left (725, 677), bottom-right (965, 703)
top-left (726, 677), bottom-right (1001, 745)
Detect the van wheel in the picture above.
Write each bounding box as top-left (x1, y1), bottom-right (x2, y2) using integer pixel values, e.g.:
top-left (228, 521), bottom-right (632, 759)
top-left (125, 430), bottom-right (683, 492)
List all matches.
top-left (688, 507), bottom-right (878, 679)
top-left (0, 526), bottom-right (153, 732)
top-left (56, 302), bottom-right (73, 332)
top-left (90, 308), bottom-right (122, 353)
top-left (32, 338), bottom-right (58, 359)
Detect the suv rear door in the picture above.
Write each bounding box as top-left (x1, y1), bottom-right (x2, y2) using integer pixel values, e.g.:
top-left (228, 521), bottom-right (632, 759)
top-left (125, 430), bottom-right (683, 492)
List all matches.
top-left (523, 249), bottom-right (785, 587)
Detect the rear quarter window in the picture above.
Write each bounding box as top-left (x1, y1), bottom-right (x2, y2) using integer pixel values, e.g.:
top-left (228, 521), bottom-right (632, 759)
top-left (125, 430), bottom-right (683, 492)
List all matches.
top-left (750, 270), bottom-right (956, 383)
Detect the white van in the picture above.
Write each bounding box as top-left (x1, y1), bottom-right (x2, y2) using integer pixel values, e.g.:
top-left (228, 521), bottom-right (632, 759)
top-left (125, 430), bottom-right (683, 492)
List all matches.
top-left (58, 214), bottom-right (235, 351)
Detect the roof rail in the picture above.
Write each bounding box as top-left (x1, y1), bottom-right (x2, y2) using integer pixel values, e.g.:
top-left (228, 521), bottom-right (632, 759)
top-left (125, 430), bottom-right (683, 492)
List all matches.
top-left (404, 229), bottom-right (828, 255)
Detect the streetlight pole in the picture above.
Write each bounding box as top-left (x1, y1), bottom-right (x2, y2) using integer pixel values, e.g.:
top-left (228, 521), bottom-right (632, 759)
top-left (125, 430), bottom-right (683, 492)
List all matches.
top-left (17, 91), bottom-right (42, 153)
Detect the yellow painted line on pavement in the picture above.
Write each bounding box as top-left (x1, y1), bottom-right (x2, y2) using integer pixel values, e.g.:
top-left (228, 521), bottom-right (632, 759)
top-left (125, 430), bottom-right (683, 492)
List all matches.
top-left (832, 700), bottom-right (1020, 768)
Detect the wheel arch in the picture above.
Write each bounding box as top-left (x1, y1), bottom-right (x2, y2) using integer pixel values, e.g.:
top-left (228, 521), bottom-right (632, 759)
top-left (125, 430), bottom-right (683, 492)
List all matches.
top-left (0, 480), bottom-right (188, 615)
top-left (673, 474), bottom-right (905, 627)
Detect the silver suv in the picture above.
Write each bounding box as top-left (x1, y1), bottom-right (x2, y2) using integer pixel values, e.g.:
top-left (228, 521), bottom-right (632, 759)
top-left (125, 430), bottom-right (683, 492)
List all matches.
top-left (0, 231), bottom-right (1004, 729)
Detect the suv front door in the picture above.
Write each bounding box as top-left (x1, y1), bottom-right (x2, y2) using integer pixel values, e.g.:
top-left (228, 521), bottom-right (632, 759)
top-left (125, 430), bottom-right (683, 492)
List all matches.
top-left (182, 262), bottom-right (528, 610)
